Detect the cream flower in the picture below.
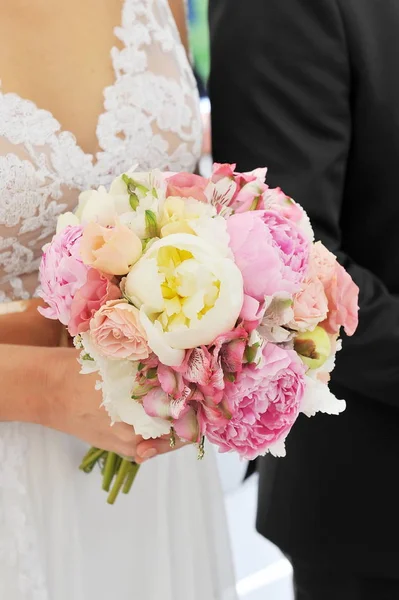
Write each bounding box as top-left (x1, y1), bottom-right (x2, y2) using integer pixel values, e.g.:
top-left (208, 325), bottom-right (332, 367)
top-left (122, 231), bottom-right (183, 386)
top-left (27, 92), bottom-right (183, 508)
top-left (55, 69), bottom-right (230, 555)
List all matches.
top-left (124, 233), bottom-right (244, 367)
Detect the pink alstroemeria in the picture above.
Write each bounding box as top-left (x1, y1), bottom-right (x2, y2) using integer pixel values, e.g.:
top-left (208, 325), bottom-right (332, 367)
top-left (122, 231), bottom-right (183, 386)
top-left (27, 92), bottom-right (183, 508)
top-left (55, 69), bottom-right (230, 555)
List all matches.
top-left (233, 171), bottom-right (268, 213)
top-left (211, 326), bottom-right (248, 375)
top-left (143, 384), bottom-right (192, 420)
top-left (240, 295), bottom-right (266, 332)
top-left (176, 326), bottom-right (248, 405)
top-left (210, 163), bottom-right (268, 214)
top-left (173, 406), bottom-right (201, 443)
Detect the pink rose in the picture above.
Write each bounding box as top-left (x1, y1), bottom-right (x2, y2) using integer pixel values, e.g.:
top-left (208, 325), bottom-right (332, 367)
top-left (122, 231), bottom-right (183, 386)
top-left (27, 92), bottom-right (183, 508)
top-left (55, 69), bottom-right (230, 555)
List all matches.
top-left (68, 269), bottom-right (121, 336)
top-left (292, 258), bottom-right (329, 332)
top-left (312, 242), bottom-right (359, 336)
top-left (90, 300), bottom-right (150, 360)
top-left (205, 343), bottom-right (306, 460)
top-left (80, 221), bottom-right (142, 276)
top-left (227, 210), bottom-right (309, 302)
top-left (38, 225), bottom-right (88, 326)
top-left (166, 172), bottom-right (209, 203)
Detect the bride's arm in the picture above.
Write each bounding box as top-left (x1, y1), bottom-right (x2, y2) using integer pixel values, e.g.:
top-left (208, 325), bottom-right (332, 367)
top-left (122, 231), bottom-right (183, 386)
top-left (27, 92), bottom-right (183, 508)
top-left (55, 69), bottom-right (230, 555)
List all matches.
top-left (0, 299), bottom-right (63, 347)
top-left (0, 343), bottom-right (187, 461)
top-left (168, 0), bottom-right (189, 55)
top-left (0, 344), bottom-right (140, 456)
top-left (0, 344), bottom-right (58, 423)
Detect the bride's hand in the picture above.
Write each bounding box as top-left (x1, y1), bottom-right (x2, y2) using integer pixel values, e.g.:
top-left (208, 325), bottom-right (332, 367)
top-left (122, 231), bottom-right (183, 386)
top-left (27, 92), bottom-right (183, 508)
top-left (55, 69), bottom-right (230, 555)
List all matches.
top-left (135, 435), bottom-right (189, 464)
top-left (43, 348), bottom-right (140, 459)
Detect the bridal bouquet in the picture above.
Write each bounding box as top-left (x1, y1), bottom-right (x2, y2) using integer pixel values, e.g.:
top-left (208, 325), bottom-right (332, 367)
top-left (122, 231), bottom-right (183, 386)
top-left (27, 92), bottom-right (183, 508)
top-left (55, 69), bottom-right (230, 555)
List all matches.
top-left (39, 163), bottom-right (359, 503)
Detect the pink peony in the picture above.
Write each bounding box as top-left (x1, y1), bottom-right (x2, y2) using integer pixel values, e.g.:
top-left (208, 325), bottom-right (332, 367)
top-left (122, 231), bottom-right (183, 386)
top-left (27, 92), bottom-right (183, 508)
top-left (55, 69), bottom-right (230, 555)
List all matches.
top-left (312, 242), bottom-right (359, 336)
top-left (263, 187), bottom-right (304, 222)
top-left (68, 269), bottom-right (121, 336)
top-left (227, 210), bottom-right (309, 302)
top-left (89, 300), bottom-right (150, 360)
top-left (205, 343), bottom-right (306, 460)
top-left (38, 225), bottom-right (88, 326)
top-left (166, 172), bottom-right (209, 203)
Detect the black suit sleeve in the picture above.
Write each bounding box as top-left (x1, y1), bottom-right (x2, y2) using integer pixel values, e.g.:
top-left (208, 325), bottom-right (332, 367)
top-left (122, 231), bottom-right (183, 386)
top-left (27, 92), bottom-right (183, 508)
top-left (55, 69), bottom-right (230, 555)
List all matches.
top-left (209, 0), bottom-right (399, 406)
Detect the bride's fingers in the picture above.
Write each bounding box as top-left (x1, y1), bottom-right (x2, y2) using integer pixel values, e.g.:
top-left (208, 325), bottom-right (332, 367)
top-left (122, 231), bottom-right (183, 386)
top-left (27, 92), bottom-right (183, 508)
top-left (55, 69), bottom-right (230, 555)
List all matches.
top-left (135, 437), bottom-right (189, 464)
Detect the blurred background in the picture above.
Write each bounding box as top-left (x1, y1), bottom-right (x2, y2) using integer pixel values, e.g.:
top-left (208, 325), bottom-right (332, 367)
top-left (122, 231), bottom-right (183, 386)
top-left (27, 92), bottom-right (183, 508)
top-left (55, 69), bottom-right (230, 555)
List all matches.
top-left (187, 2), bottom-right (294, 597)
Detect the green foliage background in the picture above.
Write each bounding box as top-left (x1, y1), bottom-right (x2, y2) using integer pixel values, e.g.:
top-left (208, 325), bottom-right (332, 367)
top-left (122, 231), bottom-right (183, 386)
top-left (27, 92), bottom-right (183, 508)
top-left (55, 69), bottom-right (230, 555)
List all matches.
top-left (189, 0), bottom-right (210, 84)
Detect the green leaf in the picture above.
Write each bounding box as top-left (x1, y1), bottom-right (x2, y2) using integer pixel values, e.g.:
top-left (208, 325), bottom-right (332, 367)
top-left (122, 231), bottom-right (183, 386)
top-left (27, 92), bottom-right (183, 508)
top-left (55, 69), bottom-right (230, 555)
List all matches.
top-left (245, 344), bottom-right (259, 364)
top-left (249, 196), bottom-right (261, 211)
top-left (122, 173), bottom-right (148, 197)
top-left (137, 362), bottom-right (145, 372)
top-left (225, 372), bottom-right (236, 383)
top-left (129, 194), bottom-right (139, 210)
top-left (145, 209), bottom-right (158, 238)
top-left (145, 367), bottom-right (158, 380)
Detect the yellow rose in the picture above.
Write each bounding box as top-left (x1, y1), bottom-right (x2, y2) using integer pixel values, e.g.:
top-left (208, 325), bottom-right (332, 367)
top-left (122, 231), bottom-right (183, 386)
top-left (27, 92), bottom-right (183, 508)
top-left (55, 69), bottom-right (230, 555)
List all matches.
top-left (160, 197), bottom-right (216, 238)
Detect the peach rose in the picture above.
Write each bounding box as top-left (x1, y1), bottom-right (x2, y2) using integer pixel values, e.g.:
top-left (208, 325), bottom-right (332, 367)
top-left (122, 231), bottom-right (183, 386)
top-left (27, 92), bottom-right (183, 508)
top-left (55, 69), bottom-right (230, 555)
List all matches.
top-left (80, 221), bottom-right (142, 275)
top-left (90, 300), bottom-right (150, 361)
top-left (292, 263), bottom-right (329, 332)
top-left (166, 172), bottom-right (209, 202)
top-left (312, 242), bottom-right (359, 336)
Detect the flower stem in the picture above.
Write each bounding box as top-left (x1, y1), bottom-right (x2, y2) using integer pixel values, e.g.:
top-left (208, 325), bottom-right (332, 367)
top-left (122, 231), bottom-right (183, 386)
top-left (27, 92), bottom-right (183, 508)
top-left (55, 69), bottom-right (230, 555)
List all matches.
top-left (122, 462), bottom-right (140, 494)
top-left (79, 448), bottom-right (105, 472)
top-left (107, 458), bottom-right (131, 505)
top-left (102, 452), bottom-right (117, 492)
top-left (114, 455), bottom-right (122, 473)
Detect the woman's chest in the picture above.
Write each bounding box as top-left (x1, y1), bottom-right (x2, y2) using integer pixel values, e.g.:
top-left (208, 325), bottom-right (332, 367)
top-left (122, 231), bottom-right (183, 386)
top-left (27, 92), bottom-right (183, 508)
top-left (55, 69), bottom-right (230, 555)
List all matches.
top-left (0, 0), bottom-right (124, 156)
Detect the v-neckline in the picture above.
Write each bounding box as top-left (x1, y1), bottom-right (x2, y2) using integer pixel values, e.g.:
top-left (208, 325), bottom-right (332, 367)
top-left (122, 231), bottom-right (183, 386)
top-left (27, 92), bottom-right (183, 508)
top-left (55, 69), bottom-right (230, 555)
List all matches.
top-left (0, 1), bottom-right (127, 168)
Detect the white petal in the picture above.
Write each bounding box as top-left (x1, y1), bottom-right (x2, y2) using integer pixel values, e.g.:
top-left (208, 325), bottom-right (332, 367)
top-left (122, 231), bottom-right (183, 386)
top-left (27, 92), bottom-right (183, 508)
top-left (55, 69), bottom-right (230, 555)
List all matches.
top-left (268, 438), bottom-right (287, 458)
top-left (125, 257), bottom-right (165, 311)
top-left (76, 188), bottom-right (117, 226)
top-left (119, 211), bottom-right (147, 239)
top-left (301, 376), bottom-right (346, 417)
top-left (139, 310), bottom-right (185, 367)
top-left (190, 215), bottom-right (232, 258)
top-left (113, 396), bottom-right (170, 439)
top-left (56, 212), bottom-right (80, 234)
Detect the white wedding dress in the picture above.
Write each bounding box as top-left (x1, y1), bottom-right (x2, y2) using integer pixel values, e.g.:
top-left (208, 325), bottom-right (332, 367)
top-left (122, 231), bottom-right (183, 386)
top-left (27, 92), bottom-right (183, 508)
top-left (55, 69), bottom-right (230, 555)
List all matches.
top-left (0, 1), bottom-right (237, 598)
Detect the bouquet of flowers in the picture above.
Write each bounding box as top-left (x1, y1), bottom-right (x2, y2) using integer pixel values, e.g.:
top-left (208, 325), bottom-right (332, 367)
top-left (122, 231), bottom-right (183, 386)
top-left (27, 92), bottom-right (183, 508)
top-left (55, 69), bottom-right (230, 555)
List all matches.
top-left (39, 163), bottom-right (359, 503)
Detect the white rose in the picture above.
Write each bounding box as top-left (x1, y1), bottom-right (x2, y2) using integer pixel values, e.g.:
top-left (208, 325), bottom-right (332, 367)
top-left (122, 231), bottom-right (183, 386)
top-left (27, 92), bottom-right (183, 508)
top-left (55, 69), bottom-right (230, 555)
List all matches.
top-left (76, 186), bottom-right (117, 226)
top-left (79, 333), bottom-right (170, 439)
top-left (125, 233), bottom-right (244, 367)
top-left (56, 211), bottom-right (80, 234)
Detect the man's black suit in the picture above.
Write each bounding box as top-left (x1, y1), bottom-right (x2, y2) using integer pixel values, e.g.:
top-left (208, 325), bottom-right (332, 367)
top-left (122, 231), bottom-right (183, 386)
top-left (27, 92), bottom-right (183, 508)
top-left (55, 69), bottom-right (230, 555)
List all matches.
top-left (209, 0), bottom-right (399, 595)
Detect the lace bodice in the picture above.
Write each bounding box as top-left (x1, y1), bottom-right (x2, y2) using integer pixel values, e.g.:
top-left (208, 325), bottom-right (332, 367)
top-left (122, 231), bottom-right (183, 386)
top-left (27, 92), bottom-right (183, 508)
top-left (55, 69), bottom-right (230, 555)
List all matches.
top-left (0, 0), bottom-right (201, 302)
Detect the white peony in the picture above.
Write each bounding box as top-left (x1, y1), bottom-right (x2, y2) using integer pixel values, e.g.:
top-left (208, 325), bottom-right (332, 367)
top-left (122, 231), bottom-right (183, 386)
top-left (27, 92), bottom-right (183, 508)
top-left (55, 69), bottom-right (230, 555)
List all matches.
top-left (300, 375), bottom-right (346, 418)
top-left (124, 233), bottom-right (244, 367)
top-left (79, 333), bottom-right (170, 439)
